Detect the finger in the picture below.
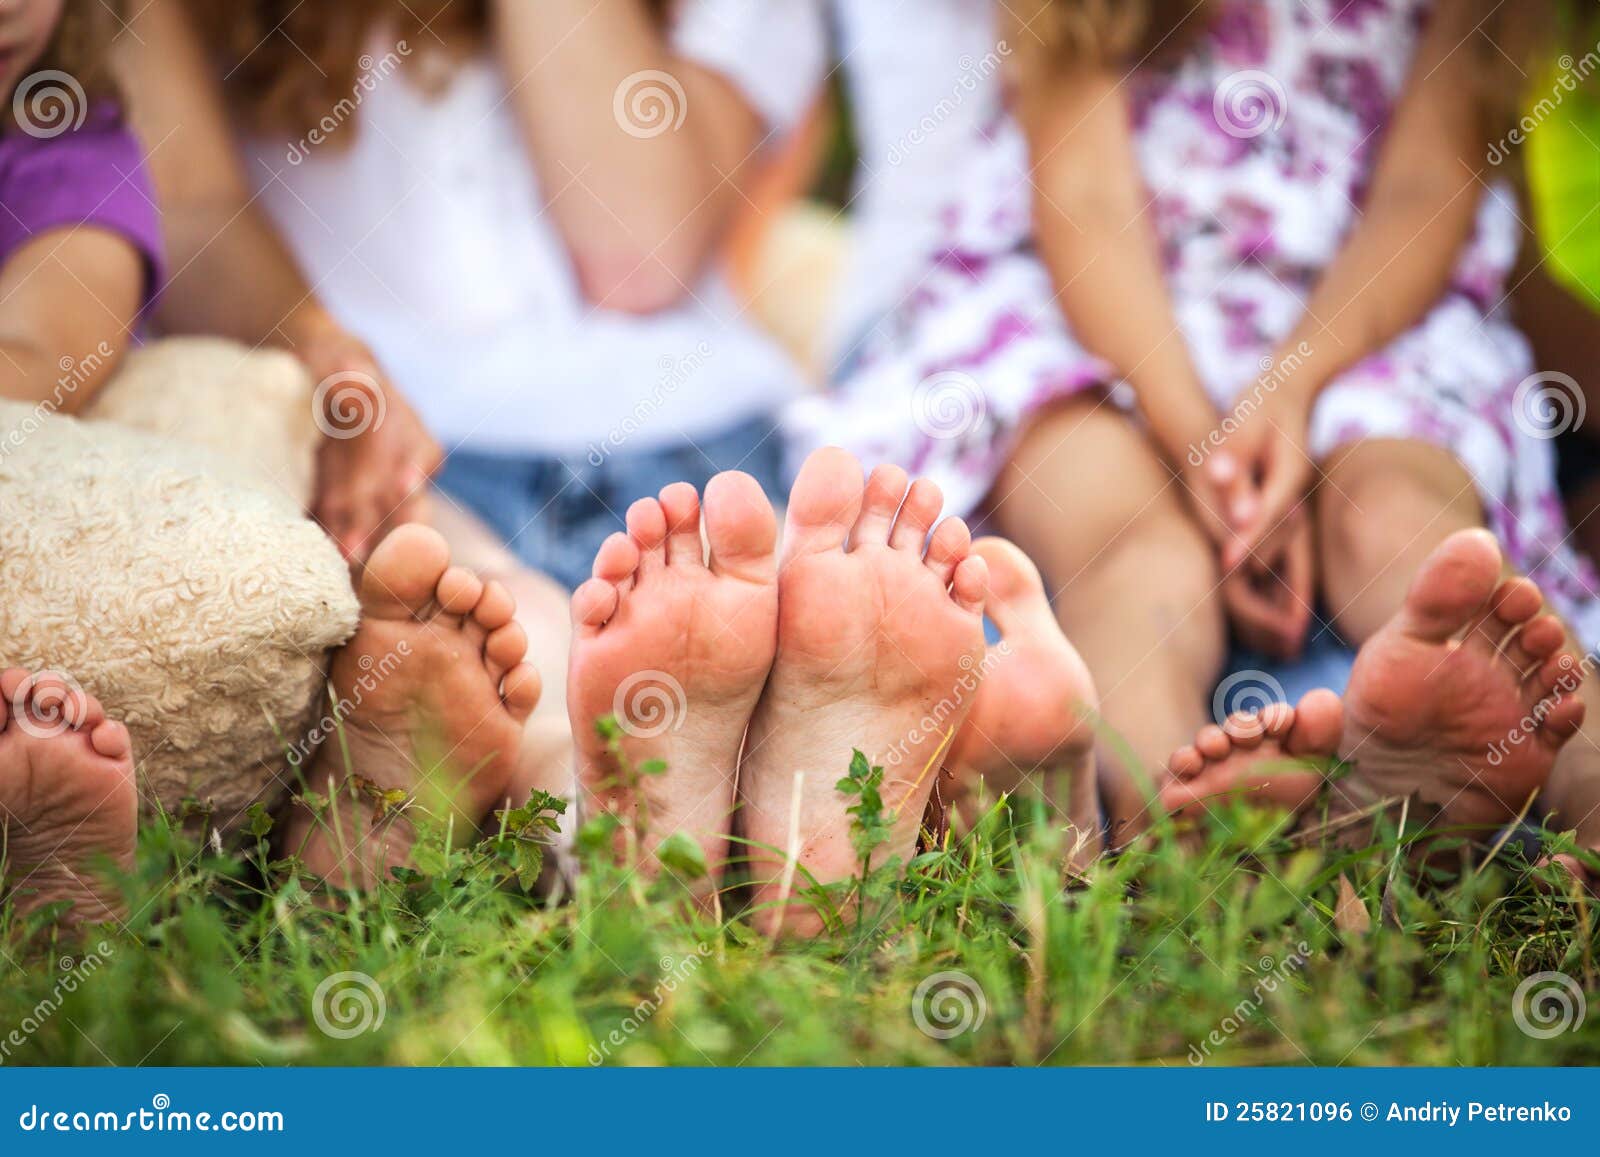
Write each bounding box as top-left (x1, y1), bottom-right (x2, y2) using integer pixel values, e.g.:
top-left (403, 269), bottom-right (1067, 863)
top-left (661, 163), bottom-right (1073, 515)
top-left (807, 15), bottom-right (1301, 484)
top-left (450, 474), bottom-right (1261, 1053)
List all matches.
top-left (1209, 450), bottom-right (1260, 534)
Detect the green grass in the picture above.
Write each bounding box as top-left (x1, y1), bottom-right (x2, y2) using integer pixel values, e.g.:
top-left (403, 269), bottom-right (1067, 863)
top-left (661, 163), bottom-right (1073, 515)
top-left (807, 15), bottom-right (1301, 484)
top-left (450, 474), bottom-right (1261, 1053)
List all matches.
top-left (2, 759), bottom-right (1598, 1067)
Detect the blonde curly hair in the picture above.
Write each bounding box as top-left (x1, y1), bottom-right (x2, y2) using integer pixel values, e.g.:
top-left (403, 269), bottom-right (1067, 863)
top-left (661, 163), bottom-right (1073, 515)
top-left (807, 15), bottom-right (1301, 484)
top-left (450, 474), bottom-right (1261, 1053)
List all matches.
top-left (188, 0), bottom-right (673, 140)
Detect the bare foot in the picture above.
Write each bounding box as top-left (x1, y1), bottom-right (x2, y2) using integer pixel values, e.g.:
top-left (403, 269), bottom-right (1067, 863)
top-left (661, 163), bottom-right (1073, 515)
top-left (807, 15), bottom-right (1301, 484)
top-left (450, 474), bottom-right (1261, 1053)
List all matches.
top-left (941, 538), bottom-right (1101, 868)
top-left (0, 670), bottom-right (136, 927)
top-left (740, 452), bottom-right (989, 936)
top-left (1160, 689), bottom-right (1344, 822)
top-left (568, 473), bottom-right (779, 899)
top-left (1336, 529), bottom-right (1585, 833)
top-left (284, 525), bottom-right (542, 888)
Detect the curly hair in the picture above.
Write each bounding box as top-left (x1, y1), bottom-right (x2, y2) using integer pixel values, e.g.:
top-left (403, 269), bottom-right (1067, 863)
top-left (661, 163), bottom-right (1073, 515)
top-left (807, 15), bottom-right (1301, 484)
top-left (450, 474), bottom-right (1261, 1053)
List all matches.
top-left (20, 0), bottom-right (126, 112)
top-left (188, 0), bottom-right (673, 139)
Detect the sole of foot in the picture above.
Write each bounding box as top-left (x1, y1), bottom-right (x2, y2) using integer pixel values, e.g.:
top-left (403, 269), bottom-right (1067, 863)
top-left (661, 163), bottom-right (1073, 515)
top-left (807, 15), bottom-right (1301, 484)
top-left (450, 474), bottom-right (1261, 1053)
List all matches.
top-left (1338, 528), bottom-right (1585, 834)
top-left (740, 451), bottom-right (989, 937)
top-left (568, 472), bottom-right (779, 903)
top-left (1160, 689), bottom-right (1344, 824)
top-left (942, 538), bottom-right (1101, 869)
top-left (0, 669), bottom-right (136, 928)
top-left (285, 524), bottom-right (541, 889)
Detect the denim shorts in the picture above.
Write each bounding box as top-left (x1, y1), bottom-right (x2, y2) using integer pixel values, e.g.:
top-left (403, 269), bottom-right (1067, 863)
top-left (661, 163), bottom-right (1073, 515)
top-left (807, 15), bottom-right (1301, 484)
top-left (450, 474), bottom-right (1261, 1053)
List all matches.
top-left (434, 413), bottom-right (787, 591)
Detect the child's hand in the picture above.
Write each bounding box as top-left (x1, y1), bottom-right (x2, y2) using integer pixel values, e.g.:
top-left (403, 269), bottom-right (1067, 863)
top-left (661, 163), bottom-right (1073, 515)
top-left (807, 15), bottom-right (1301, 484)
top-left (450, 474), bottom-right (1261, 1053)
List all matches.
top-left (1209, 387), bottom-right (1315, 571)
top-left (299, 327), bottom-right (443, 561)
top-left (1221, 515), bottom-right (1315, 661)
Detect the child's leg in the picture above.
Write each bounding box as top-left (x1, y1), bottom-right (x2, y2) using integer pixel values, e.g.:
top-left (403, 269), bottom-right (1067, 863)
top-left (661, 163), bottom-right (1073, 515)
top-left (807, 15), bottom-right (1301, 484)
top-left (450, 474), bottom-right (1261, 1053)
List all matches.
top-left (1315, 439), bottom-right (1599, 843)
top-left (427, 498), bottom-right (576, 809)
top-left (988, 398), bottom-right (1228, 842)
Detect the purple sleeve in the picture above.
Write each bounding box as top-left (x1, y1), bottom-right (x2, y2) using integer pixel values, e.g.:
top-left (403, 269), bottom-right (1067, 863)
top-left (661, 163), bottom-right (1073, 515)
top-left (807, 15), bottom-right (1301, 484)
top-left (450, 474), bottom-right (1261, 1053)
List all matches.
top-left (0, 112), bottom-right (166, 313)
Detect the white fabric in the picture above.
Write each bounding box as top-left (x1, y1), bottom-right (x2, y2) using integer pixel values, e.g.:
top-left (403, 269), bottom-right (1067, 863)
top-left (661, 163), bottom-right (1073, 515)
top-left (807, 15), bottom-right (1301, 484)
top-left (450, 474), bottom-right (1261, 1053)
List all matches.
top-left (675, 0), bottom-right (1009, 370)
top-left (246, 35), bottom-right (803, 457)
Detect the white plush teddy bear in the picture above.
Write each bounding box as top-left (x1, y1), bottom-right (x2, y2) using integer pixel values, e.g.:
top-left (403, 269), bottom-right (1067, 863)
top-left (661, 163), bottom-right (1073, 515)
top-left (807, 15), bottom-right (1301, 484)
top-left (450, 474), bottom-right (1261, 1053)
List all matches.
top-left (0, 338), bottom-right (360, 837)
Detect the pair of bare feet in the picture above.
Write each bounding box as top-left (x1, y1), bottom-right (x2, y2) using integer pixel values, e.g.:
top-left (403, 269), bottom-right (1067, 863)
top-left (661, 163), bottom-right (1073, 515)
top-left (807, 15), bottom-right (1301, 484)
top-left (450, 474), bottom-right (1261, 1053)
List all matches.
top-left (566, 448), bottom-right (1100, 934)
top-left (1159, 530), bottom-right (1588, 854)
top-left (1, 484), bottom-right (1590, 930)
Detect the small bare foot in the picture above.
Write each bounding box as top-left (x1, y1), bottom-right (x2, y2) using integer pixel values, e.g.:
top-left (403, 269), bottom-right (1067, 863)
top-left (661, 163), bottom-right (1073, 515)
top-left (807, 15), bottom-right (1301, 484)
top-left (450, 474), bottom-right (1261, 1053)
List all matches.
top-left (1160, 689), bottom-right (1344, 822)
top-left (0, 670), bottom-right (136, 927)
top-left (740, 452), bottom-right (989, 936)
top-left (284, 525), bottom-right (541, 888)
top-left (568, 472), bottom-right (779, 899)
top-left (1337, 529), bottom-right (1585, 834)
top-left (941, 538), bottom-right (1101, 868)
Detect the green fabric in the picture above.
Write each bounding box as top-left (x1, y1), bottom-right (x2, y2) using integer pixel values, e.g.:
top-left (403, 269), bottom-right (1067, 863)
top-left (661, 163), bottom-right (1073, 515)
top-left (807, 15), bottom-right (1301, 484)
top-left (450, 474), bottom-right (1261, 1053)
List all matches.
top-left (1526, 55), bottom-right (1600, 309)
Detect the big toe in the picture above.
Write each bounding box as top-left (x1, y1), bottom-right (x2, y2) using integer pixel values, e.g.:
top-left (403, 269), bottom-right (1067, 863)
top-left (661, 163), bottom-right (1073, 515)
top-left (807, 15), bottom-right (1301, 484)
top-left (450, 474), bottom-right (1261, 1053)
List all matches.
top-left (782, 447), bottom-right (864, 559)
top-left (971, 538), bottom-right (1053, 631)
top-left (1284, 688), bottom-right (1344, 760)
top-left (1398, 528), bottom-right (1504, 643)
top-left (361, 524), bottom-right (453, 619)
top-left (705, 470), bottom-right (778, 582)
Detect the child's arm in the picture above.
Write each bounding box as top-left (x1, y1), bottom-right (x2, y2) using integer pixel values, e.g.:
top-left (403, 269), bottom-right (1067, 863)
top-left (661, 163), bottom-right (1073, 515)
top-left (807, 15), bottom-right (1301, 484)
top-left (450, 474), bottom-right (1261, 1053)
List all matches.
top-left (1020, 67), bottom-right (1243, 543)
top-left (0, 228), bottom-right (142, 410)
top-left (118, 0), bottom-right (443, 561)
top-left (490, 0), bottom-right (817, 312)
top-left (1223, 0), bottom-right (1486, 563)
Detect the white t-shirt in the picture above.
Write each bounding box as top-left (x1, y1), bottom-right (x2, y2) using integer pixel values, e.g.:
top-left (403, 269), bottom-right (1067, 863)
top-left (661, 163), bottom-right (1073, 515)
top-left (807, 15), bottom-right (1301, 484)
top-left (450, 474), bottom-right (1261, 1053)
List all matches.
top-left (244, 6), bottom-right (823, 457)
top-left (685, 1), bottom-right (1008, 367)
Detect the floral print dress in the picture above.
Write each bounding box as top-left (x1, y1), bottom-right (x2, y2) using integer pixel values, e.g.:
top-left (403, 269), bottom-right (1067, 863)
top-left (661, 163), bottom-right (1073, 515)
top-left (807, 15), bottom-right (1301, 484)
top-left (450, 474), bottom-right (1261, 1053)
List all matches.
top-left (786, 0), bottom-right (1600, 646)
